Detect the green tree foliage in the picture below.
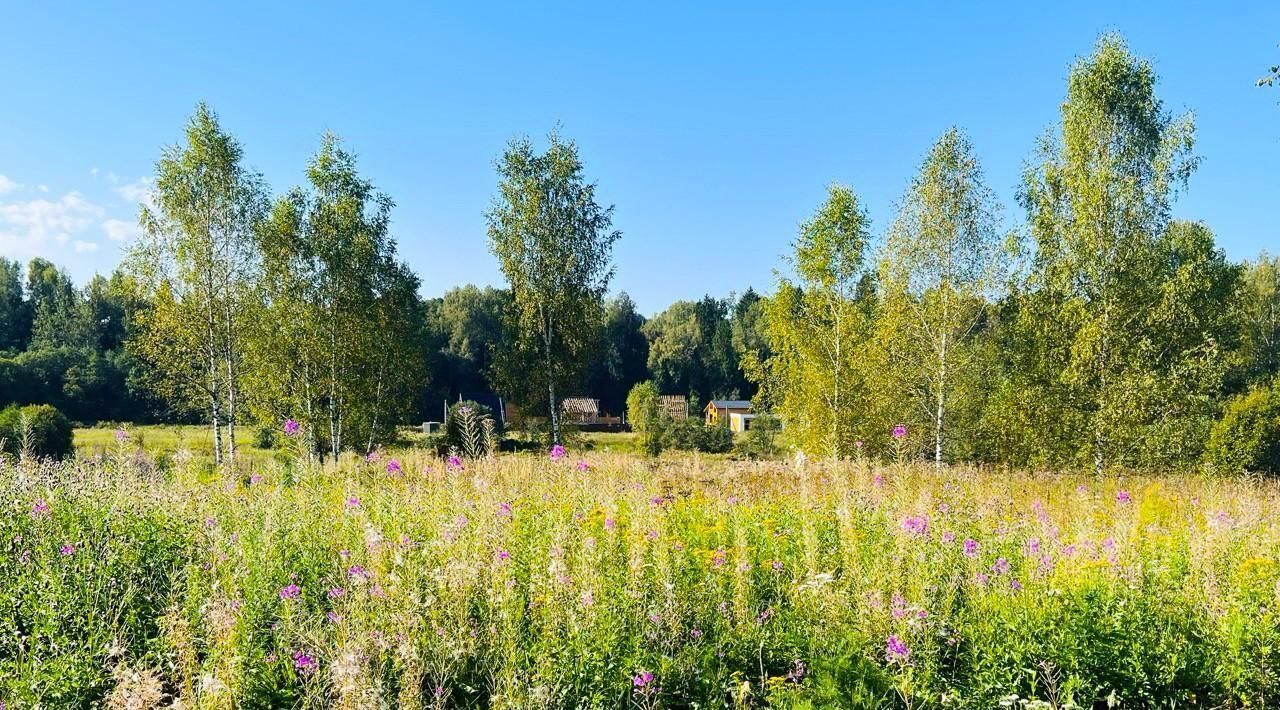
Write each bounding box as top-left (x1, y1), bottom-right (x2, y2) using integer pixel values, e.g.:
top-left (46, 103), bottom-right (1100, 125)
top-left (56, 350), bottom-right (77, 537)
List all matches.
top-left (1237, 252), bottom-right (1280, 385)
top-left (129, 103), bottom-right (268, 466)
top-left (27, 258), bottom-right (93, 351)
top-left (250, 134), bottom-right (425, 457)
top-left (644, 292), bottom-right (760, 402)
top-left (751, 185), bottom-right (876, 458)
top-left (1204, 379), bottom-right (1280, 474)
top-left (0, 258), bottom-right (32, 353)
top-left (0, 403), bottom-right (73, 459)
top-left (999, 35), bottom-right (1235, 471)
top-left (585, 292), bottom-right (649, 416)
top-left (486, 131), bottom-right (620, 444)
top-left (625, 380), bottom-right (666, 456)
top-left (879, 128), bottom-right (1009, 466)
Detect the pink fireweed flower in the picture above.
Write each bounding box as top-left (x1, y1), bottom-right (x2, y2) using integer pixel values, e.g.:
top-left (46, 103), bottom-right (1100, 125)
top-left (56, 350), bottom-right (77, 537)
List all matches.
top-left (1116, 490), bottom-right (1131, 504)
top-left (885, 634), bottom-right (911, 662)
top-left (385, 459), bottom-right (402, 475)
top-left (279, 584), bottom-right (301, 600)
top-left (992, 557), bottom-right (1010, 576)
top-left (497, 501), bottom-right (512, 519)
top-left (446, 455), bottom-right (464, 471)
top-left (364, 450), bottom-right (380, 463)
top-left (604, 517), bottom-right (617, 531)
top-left (249, 473), bottom-right (264, 485)
top-left (772, 560), bottom-right (785, 571)
top-left (891, 592), bottom-right (908, 619)
top-left (283, 419), bottom-right (300, 437)
top-left (891, 424), bottom-right (907, 440)
top-left (347, 565), bottom-right (369, 580)
top-left (1076, 483), bottom-right (1089, 494)
top-left (114, 428), bottom-right (129, 442)
top-left (549, 444), bottom-right (567, 461)
top-left (59, 543), bottom-right (75, 556)
top-left (326, 611), bottom-right (341, 623)
top-left (1010, 578), bottom-right (1023, 592)
top-left (650, 494), bottom-right (669, 508)
top-left (941, 531), bottom-right (956, 544)
top-left (575, 459), bottom-right (591, 471)
top-left (711, 547), bottom-right (727, 568)
top-left (900, 515), bottom-right (929, 536)
top-left (855, 439), bottom-right (863, 449)
top-left (30, 499), bottom-right (51, 519)
top-left (344, 496), bottom-right (361, 509)
top-left (293, 650), bottom-right (317, 676)
top-left (690, 627), bottom-right (703, 639)
top-left (873, 474), bottom-right (885, 488)
top-left (633, 671), bottom-right (654, 690)
top-left (495, 549), bottom-right (510, 562)
top-left (963, 538), bottom-right (979, 558)
top-left (327, 587), bottom-right (345, 599)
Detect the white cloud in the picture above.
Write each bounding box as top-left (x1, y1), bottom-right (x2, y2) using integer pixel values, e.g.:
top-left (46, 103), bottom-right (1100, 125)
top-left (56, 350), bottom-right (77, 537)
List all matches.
top-left (114, 176), bottom-right (156, 211)
top-left (73, 240), bottom-right (99, 253)
top-left (102, 218), bottom-right (138, 242)
top-left (0, 190), bottom-right (107, 259)
top-left (37, 184), bottom-right (49, 193)
top-left (0, 175), bottom-right (19, 193)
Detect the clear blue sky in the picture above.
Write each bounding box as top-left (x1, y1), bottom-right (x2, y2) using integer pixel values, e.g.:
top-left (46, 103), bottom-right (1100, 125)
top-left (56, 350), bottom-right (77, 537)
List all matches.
top-left (2, 2), bottom-right (1277, 315)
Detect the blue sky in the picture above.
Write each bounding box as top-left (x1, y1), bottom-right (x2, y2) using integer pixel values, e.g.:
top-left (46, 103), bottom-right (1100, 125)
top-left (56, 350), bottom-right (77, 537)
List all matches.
top-left (2, 2), bottom-right (1278, 314)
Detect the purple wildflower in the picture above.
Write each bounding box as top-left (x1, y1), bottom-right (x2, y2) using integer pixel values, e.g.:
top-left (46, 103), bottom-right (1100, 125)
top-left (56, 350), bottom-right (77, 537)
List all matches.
top-left (1116, 490), bottom-right (1132, 504)
top-left (345, 496), bottom-right (361, 509)
top-left (279, 584), bottom-right (301, 600)
top-left (30, 499), bottom-right (51, 519)
top-left (892, 424), bottom-right (908, 440)
top-left (446, 455), bottom-right (464, 471)
top-left (292, 650), bottom-right (317, 676)
top-left (283, 418), bottom-right (300, 437)
top-left (900, 515), bottom-right (929, 536)
top-left (885, 634), bottom-right (911, 662)
top-left (495, 549), bottom-right (510, 562)
top-left (327, 587), bottom-right (345, 598)
top-left (992, 557), bottom-right (1010, 576)
top-left (386, 459), bottom-right (402, 475)
top-left (575, 459), bottom-right (591, 471)
top-left (633, 671), bottom-right (654, 689)
top-left (59, 543), bottom-right (75, 556)
top-left (963, 538), bottom-right (979, 558)
top-left (114, 428), bottom-right (129, 442)
top-left (549, 444), bottom-right (567, 461)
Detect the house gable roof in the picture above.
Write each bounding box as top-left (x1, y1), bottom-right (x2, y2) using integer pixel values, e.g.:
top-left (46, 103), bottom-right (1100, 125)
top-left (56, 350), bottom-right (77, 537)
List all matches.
top-left (705, 400), bottom-right (752, 411)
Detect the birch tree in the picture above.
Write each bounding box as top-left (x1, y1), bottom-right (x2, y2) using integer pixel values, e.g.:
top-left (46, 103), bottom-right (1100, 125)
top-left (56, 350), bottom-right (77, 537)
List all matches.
top-left (130, 104), bottom-right (266, 466)
top-left (880, 128), bottom-right (1008, 467)
top-left (486, 131), bottom-right (620, 445)
top-left (1018, 34), bottom-right (1200, 472)
top-left (751, 185), bottom-right (874, 458)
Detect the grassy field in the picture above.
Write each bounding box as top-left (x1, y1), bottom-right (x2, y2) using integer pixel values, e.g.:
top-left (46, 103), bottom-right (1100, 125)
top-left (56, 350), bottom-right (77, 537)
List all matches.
top-left (74, 425), bottom-right (643, 460)
top-left (4, 445), bottom-right (1279, 708)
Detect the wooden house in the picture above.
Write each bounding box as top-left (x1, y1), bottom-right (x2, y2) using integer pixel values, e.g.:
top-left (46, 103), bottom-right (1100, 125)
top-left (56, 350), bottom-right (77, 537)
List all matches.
top-left (561, 397), bottom-right (603, 425)
top-left (704, 399), bottom-right (751, 428)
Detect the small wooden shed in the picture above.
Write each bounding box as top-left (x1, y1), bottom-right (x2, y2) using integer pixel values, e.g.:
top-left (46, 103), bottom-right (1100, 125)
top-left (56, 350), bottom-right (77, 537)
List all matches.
top-left (659, 395), bottom-right (688, 421)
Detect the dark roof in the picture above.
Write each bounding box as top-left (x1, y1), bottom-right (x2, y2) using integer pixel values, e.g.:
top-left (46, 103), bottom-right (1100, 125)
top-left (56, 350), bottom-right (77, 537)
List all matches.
top-left (706, 400), bottom-right (752, 410)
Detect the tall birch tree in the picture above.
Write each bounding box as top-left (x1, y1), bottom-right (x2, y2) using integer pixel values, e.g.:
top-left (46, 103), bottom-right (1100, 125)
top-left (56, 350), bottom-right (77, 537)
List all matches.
top-left (751, 185), bottom-right (874, 458)
top-left (486, 131), bottom-right (620, 445)
top-left (130, 104), bottom-right (266, 466)
top-left (880, 128), bottom-right (1008, 467)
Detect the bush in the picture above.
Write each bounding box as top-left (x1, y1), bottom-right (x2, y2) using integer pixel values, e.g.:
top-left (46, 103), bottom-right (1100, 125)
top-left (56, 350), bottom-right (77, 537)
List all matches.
top-left (662, 418), bottom-right (734, 453)
top-left (1204, 380), bottom-right (1280, 474)
top-left (0, 403), bottom-right (74, 459)
top-left (626, 381), bottom-right (667, 456)
top-left (737, 413), bottom-right (782, 459)
top-left (253, 425), bottom-right (278, 449)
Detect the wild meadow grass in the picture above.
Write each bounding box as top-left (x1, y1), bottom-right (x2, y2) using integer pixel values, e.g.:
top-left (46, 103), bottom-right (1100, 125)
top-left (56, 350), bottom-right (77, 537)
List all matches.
top-left (3, 449), bottom-right (1279, 708)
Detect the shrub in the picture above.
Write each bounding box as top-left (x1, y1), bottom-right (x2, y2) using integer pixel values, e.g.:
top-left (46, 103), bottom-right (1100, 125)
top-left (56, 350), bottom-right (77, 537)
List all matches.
top-left (253, 424), bottom-right (278, 449)
top-left (445, 401), bottom-right (500, 458)
top-left (738, 413), bottom-right (782, 459)
top-left (1205, 380), bottom-right (1280, 474)
top-left (626, 381), bottom-right (667, 456)
top-left (662, 418), bottom-right (734, 453)
top-left (0, 403), bottom-right (74, 459)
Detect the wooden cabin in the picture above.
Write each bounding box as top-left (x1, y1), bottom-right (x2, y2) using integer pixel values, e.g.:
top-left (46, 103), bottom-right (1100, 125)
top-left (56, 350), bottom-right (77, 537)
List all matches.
top-left (561, 397), bottom-right (603, 425)
top-left (704, 399), bottom-right (751, 428)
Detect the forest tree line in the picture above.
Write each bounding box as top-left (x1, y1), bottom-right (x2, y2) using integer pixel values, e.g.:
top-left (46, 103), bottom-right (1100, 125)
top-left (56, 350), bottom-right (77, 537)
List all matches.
top-left (1, 35), bottom-right (1278, 471)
